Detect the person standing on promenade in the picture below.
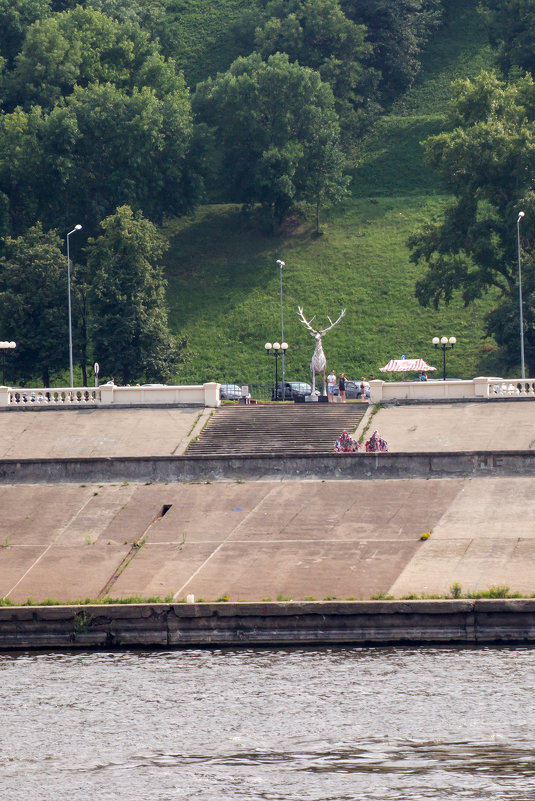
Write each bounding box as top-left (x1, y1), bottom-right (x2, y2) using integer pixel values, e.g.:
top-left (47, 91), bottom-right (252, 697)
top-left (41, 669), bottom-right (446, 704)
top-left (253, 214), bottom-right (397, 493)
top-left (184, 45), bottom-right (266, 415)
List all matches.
top-left (327, 369), bottom-right (337, 402)
top-left (338, 372), bottom-right (346, 402)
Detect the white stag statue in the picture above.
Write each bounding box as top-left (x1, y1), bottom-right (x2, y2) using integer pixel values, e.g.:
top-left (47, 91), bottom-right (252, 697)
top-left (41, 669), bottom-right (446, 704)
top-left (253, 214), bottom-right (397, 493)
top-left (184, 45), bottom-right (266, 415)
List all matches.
top-left (297, 306), bottom-right (346, 395)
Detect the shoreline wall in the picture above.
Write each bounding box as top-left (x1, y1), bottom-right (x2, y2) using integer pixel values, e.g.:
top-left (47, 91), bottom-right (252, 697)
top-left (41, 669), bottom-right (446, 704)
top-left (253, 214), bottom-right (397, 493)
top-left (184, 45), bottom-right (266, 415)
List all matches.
top-left (1, 451), bottom-right (535, 484)
top-left (1, 600), bottom-right (535, 650)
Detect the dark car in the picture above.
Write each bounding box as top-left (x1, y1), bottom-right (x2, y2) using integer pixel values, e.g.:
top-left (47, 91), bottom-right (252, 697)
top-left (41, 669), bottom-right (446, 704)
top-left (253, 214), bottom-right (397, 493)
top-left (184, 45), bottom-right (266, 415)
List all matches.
top-left (344, 379), bottom-right (369, 399)
top-left (220, 383), bottom-right (242, 400)
top-left (271, 381), bottom-right (312, 400)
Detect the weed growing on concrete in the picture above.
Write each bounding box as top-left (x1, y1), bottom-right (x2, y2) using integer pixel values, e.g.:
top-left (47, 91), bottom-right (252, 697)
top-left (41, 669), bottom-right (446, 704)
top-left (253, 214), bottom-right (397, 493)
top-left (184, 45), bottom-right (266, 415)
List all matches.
top-left (145, 480), bottom-right (152, 485)
top-left (449, 582), bottom-right (463, 598)
top-left (370, 592), bottom-right (394, 600)
top-left (0, 597), bottom-right (15, 606)
top-left (466, 585), bottom-right (520, 599)
top-left (401, 594), bottom-right (420, 600)
top-left (420, 531), bottom-right (431, 540)
top-left (1, 538), bottom-right (9, 548)
top-left (93, 491), bottom-right (99, 496)
top-left (216, 593), bottom-right (230, 602)
top-left (80, 484), bottom-right (86, 488)
top-left (276, 593), bottom-right (291, 601)
top-left (84, 534), bottom-right (93, 545)
top-left (74, 611), bottom-right (93, 633)
top-left (236, 477), bottom-right (245, 484)
top-left (187, 412), bottom-right (203, 438)
top-left (323, 595), bottom-right (335, 600)
top-left (358, 402), bottom-right (383, 444)
top-left (345, 596), bottom-right (356, 601)
top-left (261, 597), bottom-right (272, 602)
top-left (304, 596), bottom-right (316, 601)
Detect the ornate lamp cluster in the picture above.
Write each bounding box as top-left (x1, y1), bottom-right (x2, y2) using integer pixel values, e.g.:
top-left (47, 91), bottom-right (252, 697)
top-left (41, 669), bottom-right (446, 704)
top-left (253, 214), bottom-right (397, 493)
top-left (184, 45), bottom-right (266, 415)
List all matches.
top-left (265, 341), bottom-right (288, 400)
top-left (432, 336), bottom-right (456, 381)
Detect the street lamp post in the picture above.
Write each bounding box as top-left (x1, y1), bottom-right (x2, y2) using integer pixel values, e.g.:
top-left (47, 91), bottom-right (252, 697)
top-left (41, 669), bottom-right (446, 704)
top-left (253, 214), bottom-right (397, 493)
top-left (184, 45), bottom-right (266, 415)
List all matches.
top-left (265, 341), bottom-right (288, 399)
top-left (517, 211), bottom-right (526, 379)
top-left (66, 224), bottom-right (82, 388)
top-left (432, 336), bottom-right (457, 381)
top-left (276, 260), bottom-right (285, 390)
top-left (0, 340), bottom-right (16, 385)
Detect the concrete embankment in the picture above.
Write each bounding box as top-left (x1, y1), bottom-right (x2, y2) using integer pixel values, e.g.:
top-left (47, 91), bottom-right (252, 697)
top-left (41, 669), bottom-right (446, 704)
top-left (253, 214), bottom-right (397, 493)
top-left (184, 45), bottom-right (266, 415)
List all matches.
top-left (2, 450), bottom-right (535, 484)
top-left (1, 600), bottom-right (535, 650)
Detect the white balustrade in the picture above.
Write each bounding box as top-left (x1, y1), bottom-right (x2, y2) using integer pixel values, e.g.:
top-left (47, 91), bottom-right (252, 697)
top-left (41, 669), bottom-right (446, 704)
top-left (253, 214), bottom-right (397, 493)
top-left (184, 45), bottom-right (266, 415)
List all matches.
top-left (0, 382), bottom-right (220, 408)
top-left (369, 377), bottom-right (535, 403)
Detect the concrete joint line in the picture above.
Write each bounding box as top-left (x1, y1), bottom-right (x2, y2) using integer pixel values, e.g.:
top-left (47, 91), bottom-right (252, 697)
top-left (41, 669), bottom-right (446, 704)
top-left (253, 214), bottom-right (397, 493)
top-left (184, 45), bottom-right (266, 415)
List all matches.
top-left (3, 490), bottom-right (97, 600)
top-left (172, 484), bottom-right (281, 601)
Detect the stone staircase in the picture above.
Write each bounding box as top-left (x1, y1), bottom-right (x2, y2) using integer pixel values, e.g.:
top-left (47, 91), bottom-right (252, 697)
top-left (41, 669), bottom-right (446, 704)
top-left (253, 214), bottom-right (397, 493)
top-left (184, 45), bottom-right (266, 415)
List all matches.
top-left (186, 403), bottom-right (368, 455)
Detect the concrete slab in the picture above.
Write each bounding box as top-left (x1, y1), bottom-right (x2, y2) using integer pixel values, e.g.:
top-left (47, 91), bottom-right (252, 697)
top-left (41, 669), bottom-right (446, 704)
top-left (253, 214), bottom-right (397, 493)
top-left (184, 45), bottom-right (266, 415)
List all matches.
top-left (0, 547), bottom-right (44, 597)
top-left (140, 482), bottom-right (275, 543)
top-left (1, 475), bottom-right (534, 603)
top-left (6, 543), bottom-right (131, 604)
top-left (371, 401), bottom-right (535, 451)
top-left (0, 407), bottom-right (209, 459)
top-left (110, 543), bottom-right (218, 600)
top-left (0, 484), bottom-right (95, 545)
top-left (429, 477), bottom-right (535, 538)
top-left (167, 540), bottom-right (421, 601)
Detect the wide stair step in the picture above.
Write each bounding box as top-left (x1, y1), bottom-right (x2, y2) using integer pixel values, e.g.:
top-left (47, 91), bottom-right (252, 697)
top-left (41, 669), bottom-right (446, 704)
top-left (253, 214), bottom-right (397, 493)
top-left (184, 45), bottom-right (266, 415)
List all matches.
top-left (187, 403), bottom-right (368, 455)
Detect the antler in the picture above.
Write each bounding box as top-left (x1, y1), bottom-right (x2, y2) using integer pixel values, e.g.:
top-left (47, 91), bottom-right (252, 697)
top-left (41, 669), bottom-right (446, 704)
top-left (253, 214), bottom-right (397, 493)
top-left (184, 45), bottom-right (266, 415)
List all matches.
top-left (319, 309), bottom-right (346, 336)
top-left (297, 306), bottom-right (318, 336)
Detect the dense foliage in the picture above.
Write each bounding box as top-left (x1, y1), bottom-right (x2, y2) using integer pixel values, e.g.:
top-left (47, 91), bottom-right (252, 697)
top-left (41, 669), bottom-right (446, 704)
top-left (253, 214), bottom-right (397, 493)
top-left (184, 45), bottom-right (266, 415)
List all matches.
top-left (193, 52), bottom-right (348, 231)
top-left (479, 0), bottom-right (535, 76)
top-left (410, 71), bottom-right (535, 375)
top-left (86, 205), bottom-right (185, 385)
top-left (0, 0), bottom-right (448, 385)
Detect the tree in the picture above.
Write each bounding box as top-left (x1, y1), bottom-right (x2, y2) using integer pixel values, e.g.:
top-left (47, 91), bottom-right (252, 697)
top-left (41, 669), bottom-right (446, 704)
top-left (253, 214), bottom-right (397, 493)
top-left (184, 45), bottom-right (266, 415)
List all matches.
top-left (0, 222), bottom-right (68, 385)
top-left (86, 205), bottom-right (185, 385)
top-left (342, 0), bottom-right (443, 102)
top-left (301, 114), bottom-right (349, 233)
top-left (479, 0), bottom-right (535, 77)
top-left (5, 6), bottom-right (186, 111)
top-left (193, 51), bottom-right (348, 231)
top-left (0, 78), bottom-right (198, 238)
top-left (254, 0), bottom-right (379, 142)
top-left (409, 71), bottom-right (535, 375)
top-left (0, 0), bottom-right (51, 65)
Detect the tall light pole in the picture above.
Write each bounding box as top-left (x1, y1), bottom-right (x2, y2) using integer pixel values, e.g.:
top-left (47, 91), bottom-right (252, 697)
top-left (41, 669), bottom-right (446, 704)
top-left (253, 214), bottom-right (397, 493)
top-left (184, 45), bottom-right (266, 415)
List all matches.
top-left (276, 260), bottom-right (285, 389)
top-left (67, 224), bottom-right (82, 388)
top-left (517, 211), bottom-right (526, 379)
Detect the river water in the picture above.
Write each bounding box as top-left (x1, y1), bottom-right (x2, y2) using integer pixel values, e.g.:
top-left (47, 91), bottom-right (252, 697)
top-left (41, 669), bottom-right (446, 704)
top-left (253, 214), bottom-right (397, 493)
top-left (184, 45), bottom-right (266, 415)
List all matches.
top-left (1, 646), bottom-right (535, 801)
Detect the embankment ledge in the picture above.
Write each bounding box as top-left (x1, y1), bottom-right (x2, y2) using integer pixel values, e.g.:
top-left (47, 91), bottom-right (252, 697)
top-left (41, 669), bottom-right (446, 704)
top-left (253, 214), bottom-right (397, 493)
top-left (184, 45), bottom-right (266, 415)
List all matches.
top-left (2, 600), bottom-right (535, 650)
top-left (2, 450), bottom-right (535, 484)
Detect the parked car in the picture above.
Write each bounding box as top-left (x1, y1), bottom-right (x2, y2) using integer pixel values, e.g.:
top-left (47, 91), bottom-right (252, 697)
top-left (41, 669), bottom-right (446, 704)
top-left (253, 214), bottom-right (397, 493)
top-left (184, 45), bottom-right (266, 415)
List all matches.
top-left (220, 383), bottom-right (242, 400)
top-left (271, 381), bottom-right (312, 400)
top-left (343, 379), bottom-right (370, 399)
top-left (345, 380), bottom-right (361, 399)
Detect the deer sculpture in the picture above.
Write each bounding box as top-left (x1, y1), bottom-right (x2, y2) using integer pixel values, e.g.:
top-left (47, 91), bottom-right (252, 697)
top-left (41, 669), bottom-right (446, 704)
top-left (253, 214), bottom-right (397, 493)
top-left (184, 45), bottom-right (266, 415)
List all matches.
top-left (297, 306), bottom-right (346, 395)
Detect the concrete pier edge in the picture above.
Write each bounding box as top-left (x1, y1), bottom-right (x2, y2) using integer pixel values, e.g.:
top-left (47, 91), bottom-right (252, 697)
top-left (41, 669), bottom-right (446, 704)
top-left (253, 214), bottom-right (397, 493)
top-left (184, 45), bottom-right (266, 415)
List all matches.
top-left (1, 599), bottom-right (535, 650)
top-left (2, 450), bottom-right (535, 484)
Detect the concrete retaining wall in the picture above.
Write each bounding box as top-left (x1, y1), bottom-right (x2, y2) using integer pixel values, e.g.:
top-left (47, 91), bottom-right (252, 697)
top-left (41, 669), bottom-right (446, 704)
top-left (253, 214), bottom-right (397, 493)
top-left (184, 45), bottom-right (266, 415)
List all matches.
top-left (1, 450), bottom-right (535, 484)
top-left (2, 600), bottom-right (535, 649)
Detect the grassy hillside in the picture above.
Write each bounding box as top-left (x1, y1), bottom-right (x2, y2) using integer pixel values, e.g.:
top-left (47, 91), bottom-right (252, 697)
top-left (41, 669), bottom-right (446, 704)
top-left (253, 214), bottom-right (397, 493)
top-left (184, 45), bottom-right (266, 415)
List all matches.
top-left (164, 0), bottom-right (501, 385)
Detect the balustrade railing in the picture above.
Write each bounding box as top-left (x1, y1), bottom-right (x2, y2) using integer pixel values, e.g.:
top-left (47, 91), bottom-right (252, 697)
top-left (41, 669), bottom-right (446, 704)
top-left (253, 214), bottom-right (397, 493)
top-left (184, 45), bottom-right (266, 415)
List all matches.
top-left (0, 382), bottom-right (220, 407)
top-left (9, 388), bottom-right (99, 405)
top-left (488, 379), bottom-right (535, 397)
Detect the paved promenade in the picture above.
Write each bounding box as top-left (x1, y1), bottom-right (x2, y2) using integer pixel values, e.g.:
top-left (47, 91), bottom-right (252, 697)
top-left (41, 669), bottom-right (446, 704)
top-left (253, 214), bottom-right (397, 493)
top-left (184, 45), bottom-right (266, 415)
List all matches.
top-left (0, 400), bottom-right (534, 603)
